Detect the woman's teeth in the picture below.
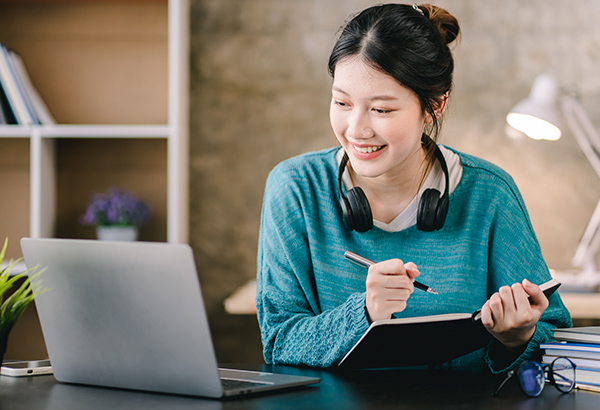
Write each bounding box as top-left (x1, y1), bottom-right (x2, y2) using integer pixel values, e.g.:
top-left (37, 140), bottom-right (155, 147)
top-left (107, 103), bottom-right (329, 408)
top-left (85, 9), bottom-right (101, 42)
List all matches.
top-left (355, 145), bottom-right (384, 153)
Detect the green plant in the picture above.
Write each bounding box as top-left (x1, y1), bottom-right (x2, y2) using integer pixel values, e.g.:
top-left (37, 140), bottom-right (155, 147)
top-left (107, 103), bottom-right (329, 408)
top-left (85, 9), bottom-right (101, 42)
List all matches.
top-left (0, 238), bottom-right (48, 361)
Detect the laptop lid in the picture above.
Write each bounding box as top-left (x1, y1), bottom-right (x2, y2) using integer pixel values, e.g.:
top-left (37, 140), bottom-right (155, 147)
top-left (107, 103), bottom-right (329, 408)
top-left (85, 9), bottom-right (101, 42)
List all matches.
top-left (20, 238), bottom-right (318, 398)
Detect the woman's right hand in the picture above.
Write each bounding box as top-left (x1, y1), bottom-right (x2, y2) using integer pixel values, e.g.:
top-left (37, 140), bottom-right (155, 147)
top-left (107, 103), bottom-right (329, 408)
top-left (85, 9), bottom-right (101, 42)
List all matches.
top-left (365, 259), bottom-right (420, 322)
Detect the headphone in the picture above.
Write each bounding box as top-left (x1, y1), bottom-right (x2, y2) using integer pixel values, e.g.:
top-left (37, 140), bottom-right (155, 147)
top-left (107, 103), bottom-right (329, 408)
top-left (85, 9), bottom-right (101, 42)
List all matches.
top-left (337, 134), bottom-right (450, 233)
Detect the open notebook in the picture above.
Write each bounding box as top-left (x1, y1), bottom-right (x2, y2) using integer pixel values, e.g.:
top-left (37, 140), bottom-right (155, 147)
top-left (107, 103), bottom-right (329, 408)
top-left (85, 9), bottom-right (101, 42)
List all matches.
top-left (339, 278), bottom-right (560, 369)
top-left (21, 238), bottom-right (319, 398)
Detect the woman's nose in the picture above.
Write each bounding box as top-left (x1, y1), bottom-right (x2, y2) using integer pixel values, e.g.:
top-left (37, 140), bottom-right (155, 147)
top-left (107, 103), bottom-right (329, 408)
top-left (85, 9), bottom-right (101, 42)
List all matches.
top-left (346, 111), bottom-right (374, 140)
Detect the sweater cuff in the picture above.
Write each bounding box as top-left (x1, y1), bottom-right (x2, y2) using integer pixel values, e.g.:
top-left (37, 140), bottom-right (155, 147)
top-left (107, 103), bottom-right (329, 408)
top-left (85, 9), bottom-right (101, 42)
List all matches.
top-left (348, 292), bottom-right (371, 337)
top-left (484, 325), bottom-right (544, 374)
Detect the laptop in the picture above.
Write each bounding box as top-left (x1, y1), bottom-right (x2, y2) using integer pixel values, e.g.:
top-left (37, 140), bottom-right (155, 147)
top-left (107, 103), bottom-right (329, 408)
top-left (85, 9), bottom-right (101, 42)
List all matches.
top-left (20, 238), bottom-right (319, 398)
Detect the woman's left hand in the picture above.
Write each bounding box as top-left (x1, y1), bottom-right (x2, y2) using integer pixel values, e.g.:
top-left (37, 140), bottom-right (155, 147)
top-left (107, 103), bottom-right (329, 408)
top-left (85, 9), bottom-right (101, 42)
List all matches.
top-left (480, 279), bottom-right (549, 351)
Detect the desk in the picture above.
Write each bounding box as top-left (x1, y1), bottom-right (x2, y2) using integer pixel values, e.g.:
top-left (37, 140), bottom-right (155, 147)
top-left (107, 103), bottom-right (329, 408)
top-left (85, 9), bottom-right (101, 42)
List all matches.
top-left (559, 292), bottom-right (600, 319)
top-left (1, 364), bottom-right (599, 409)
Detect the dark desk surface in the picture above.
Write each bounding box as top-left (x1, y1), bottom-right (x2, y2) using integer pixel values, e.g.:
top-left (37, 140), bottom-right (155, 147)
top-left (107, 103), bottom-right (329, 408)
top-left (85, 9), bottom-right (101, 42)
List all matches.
top-left (1, 363), bottom-right (598, 409)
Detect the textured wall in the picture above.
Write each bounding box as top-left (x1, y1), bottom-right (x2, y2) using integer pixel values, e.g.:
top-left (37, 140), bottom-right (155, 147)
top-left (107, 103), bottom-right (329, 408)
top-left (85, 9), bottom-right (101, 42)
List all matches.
top-left (189, 0), bottom-right (600, 362)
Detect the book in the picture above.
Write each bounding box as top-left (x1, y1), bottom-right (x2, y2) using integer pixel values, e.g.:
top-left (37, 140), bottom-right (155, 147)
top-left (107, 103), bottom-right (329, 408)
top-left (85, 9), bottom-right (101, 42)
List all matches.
top-left (543, 354), bottom-right (600, 386)
top-left (338, 278), bottom-right (561, 369)
top-left (0, 43), bottom-right (37, 125)
top-left (576, 368), bottom-right (600, 386)
top-left (541, 342), bottom-right (600, 360)
top-left (8, 51), bottom-right (54, 125)
top-left (553, 327), bottom-right (600, 345)
top-left (576, 383), bottom-right (600, 393)
top-left (543, 354), bottom-right (600, 371)
top-left (0, 80), bottom-right (17, 124)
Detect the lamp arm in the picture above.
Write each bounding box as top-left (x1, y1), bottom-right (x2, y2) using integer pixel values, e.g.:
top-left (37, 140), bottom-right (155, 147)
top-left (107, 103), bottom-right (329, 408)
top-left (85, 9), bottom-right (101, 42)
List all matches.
top-left (560, 96), bottom-right (600, 275)
top-left (560, 96), bottom-right (600, 178)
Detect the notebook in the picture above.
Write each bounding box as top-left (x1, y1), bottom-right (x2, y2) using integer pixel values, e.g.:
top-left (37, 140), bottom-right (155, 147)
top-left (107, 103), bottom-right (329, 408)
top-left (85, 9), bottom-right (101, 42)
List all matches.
top-left (20, 238), bottom-right (319, 398)
top-left (338, 278), bottom-right (560, 369)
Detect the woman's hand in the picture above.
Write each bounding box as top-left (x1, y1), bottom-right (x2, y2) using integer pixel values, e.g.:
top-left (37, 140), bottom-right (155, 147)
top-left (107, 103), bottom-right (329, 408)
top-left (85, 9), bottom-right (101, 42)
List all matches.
top-left (480, 279), bottom-right (549, 351)
top-left (365, 259), bottom-right (420, 322)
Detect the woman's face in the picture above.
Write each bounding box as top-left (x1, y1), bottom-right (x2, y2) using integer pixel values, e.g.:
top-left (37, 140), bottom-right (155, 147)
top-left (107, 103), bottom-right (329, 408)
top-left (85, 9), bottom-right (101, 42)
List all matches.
top-left (330, 56), bottom-right (430, 184)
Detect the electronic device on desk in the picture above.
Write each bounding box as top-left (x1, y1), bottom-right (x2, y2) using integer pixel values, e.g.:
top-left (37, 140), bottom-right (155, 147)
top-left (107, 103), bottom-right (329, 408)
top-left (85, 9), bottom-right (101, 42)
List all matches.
top-left (20, 238), bottom-right (320, 399)
top-left (1, 360), bottom-right (52, 377)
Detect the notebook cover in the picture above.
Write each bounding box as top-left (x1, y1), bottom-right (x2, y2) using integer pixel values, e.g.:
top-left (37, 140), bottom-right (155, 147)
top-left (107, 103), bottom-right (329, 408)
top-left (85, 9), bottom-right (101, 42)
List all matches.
top-left (338, 314), bottom-right (491, 369)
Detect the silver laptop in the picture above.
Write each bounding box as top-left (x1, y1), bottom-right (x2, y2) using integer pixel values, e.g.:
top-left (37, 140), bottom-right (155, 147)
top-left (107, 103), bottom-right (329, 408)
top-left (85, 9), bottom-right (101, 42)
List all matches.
top-left (21, 238), bottom-right (319, 398)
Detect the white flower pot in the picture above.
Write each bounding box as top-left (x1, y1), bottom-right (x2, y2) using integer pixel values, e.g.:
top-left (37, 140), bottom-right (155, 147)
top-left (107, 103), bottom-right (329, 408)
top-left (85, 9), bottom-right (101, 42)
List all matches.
top-left (96, 226), bottom-right (138, 242)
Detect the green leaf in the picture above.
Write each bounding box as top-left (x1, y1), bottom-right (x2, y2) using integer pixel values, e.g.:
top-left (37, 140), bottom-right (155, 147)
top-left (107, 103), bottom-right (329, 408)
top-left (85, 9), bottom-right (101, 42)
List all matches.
top-left (0, 238), bottom-right (50, 337)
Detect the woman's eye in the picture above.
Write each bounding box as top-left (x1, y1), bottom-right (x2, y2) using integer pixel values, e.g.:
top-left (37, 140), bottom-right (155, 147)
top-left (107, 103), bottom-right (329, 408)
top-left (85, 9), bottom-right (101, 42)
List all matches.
top-left (333, 100), bottom-right (348, 107)
top-left (373, 108), bottom-right (392, 114)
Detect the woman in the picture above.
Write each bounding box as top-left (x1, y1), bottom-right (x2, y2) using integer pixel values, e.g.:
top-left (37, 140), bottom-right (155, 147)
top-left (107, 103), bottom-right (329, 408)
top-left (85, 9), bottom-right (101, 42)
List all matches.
top-left (256, 3), bottom-right (571, 372)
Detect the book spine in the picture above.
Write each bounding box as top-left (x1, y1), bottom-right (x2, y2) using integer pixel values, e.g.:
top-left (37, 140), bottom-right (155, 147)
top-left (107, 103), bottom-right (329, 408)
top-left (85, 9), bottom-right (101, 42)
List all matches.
top-left (0, 43), bottom-right (35, 125)
top-left (0, 81), bottom-right (17, 125)
top-left (543, 354), bottom-right (600, 371)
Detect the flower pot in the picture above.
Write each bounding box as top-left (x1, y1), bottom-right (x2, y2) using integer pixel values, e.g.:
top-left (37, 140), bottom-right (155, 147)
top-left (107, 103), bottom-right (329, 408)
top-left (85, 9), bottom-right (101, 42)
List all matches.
top-left (96, 226), bottom-right (138, 242)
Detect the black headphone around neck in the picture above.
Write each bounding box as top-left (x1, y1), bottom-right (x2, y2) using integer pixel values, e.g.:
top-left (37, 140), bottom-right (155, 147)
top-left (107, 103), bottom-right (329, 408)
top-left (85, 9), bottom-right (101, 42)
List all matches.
top-left (337, 134), bottom-right (450, 233)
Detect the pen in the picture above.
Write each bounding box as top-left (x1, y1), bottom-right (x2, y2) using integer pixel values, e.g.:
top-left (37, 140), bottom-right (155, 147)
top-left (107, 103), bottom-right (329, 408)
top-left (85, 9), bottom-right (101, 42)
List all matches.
top-left (344, 250), bottom-right (439, 295)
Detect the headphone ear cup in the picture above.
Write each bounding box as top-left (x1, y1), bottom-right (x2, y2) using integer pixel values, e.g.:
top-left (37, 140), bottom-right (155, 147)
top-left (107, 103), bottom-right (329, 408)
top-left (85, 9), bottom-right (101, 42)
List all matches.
top-left (346, 187), bottom-right (373, 233)
top-left (417, 188), bottom-right (440, 232)
top-left (435, 195), bottom-right (449, 230)
top-left (339, 195), bottom-right (355, 231)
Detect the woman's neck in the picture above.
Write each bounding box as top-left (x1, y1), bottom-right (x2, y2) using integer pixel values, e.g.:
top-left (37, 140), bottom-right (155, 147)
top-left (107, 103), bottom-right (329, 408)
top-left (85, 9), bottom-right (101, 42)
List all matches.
top-left (349, 149), bottom-right (431, 224)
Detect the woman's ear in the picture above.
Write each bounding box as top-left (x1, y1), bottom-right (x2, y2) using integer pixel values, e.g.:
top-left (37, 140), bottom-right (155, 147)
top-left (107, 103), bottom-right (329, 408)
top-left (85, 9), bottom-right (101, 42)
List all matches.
top-left (433, 92), bottom-right (449, 117)
top-left (424, 93), bottom-right (449, 124)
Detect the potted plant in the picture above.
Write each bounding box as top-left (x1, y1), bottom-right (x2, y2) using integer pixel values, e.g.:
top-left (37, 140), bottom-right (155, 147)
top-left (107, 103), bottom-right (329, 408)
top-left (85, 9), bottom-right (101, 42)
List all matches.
top-left (80, 187), bottom-right (151, 241)
top-left (0, 238), bottom-right (47, 364)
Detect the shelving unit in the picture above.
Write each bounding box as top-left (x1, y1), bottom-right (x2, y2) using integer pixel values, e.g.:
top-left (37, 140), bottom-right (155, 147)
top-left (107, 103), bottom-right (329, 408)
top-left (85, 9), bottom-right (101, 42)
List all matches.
top-left (0, 0), bottom-right (189, 263)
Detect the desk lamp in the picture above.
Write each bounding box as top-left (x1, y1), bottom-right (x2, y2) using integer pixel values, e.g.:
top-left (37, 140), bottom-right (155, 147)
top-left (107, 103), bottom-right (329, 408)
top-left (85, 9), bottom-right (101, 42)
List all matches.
top-left (507, 74), bottom-right (600, 292)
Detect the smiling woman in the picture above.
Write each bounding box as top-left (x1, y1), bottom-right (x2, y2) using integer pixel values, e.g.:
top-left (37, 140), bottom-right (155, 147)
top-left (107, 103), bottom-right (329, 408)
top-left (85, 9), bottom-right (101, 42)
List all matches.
top-left (255, 3), bottom-right (571, 371)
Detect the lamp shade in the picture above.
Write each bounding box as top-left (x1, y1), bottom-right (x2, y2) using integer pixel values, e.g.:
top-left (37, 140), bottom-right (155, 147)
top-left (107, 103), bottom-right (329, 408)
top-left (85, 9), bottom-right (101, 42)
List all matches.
top-left (506, 74), bottom-right (562, 141)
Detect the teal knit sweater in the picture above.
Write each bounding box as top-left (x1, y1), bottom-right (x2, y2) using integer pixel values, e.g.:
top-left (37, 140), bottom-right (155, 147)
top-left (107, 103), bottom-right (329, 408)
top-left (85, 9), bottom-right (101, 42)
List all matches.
top-left (256, 147), bottom-right (571, 372)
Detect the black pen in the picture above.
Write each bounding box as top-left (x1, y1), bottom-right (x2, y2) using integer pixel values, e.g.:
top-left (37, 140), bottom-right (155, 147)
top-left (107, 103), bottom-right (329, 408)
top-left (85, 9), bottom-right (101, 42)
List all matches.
top-left (344, 250), bottom-right (439, 295)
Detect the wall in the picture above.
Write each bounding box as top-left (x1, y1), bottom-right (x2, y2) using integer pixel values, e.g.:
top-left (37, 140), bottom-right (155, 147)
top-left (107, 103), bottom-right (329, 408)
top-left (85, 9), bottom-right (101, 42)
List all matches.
top-left (189, 0), bottom-right (600, 362)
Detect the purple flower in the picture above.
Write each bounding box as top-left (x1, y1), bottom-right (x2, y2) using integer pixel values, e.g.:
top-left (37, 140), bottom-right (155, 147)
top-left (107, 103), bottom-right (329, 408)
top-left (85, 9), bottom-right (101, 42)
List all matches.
top-left (80, 187), bottom-right (151, 227)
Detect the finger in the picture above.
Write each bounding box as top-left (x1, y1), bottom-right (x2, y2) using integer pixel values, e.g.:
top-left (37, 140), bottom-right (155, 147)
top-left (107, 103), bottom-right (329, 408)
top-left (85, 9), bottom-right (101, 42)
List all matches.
top-left (382, 288), bottom-right (412, 302)
top-left (372, 259), bottom-right (407, 276)
top-left (404, 262), bottom-right (420, 279)
top-left (522, 279), bottom-right (549, 310)
top-left (480, 301), bottom-right (494, 328)
top-left (498, 285), bottom-right (517, 317)
top-left (511, 282), bottom-right (532, 314)
top-left (381, 276), bottom-right (415, 294)
top-left (488, 292), bottom-right (505, 324)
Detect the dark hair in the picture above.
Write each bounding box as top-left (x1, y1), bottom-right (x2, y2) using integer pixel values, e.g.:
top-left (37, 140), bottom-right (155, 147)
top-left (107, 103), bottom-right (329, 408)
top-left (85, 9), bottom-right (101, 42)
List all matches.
top-left (328, 3), bottom-right (460, 157)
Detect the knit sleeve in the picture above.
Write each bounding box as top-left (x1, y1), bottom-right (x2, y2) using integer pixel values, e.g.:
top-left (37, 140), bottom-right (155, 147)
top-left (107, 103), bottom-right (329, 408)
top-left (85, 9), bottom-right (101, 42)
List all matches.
top-left (476, 166), bottom-right (572, 373)
top-left (256, 161), bottom-right (370, 367)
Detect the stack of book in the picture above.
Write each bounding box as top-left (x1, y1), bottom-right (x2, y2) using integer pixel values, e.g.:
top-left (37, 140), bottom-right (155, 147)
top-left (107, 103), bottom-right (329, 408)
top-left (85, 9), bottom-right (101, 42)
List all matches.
top-left (541, 327), bottom-right (600, 393)
top-left (0, 42), bottom-right (54, 125)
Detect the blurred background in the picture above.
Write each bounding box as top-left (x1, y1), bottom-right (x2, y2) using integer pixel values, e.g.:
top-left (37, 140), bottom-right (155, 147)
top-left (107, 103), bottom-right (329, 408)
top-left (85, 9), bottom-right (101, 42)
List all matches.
top-left (188, 0), bottom-right (600, 363)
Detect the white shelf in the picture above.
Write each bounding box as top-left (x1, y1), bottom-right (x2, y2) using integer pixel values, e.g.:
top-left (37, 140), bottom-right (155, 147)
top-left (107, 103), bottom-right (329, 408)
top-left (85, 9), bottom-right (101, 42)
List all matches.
top-left (0, 0), bottom-right (189, 246)
top-left (0, 126), bottom-right (31, 138)
top-left (0, 124), bottom-right (171, 138)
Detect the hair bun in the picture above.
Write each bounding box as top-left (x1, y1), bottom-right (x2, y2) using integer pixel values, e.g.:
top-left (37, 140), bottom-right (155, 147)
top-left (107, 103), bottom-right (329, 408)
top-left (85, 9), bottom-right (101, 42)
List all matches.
top-left (417, 4), bottom-right (460, 45)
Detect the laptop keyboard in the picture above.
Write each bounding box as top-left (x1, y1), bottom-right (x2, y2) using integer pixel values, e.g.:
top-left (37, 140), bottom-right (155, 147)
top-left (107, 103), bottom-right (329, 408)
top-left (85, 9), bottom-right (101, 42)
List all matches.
top-left (221, 378), bottom-right (271, 391)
